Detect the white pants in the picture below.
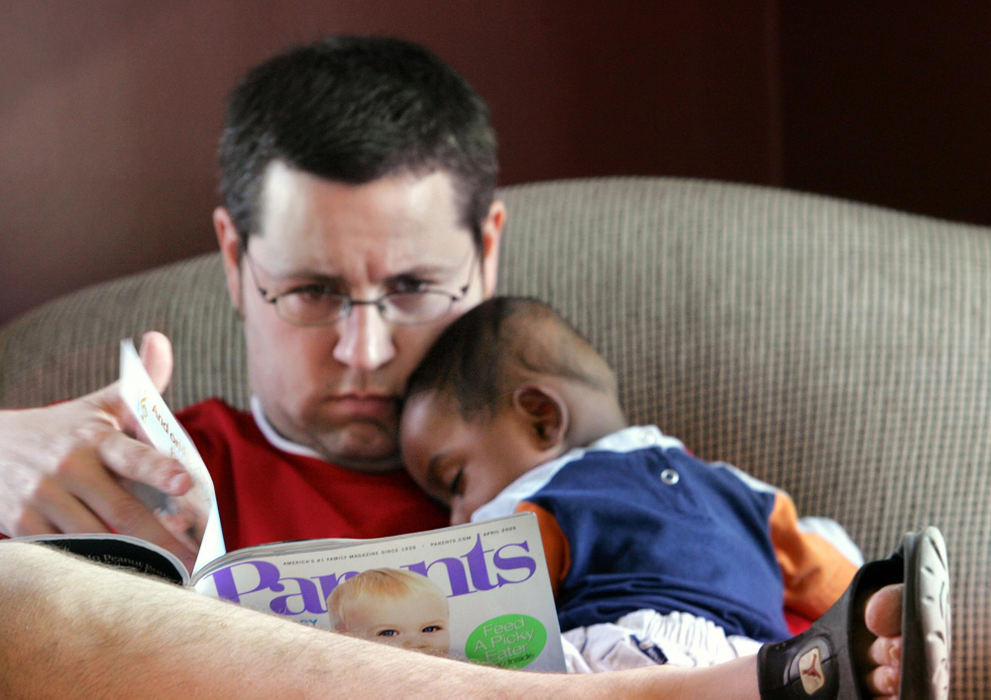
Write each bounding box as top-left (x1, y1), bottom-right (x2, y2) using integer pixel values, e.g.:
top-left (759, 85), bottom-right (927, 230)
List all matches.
top-left (562, 609), bottom-right (764, 673)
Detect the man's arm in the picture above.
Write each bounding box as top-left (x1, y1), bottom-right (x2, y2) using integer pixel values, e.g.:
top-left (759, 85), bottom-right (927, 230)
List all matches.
top-left (0, 332), bottom-right (197, 565)
top-left (0, 541), bottom-right (759, 699)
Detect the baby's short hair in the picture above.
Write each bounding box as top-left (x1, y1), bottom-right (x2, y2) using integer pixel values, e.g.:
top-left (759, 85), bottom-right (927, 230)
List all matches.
top-left (405, 295), bottom-right (617, 421)
top-left (326, 568), bottom-right (448, 630)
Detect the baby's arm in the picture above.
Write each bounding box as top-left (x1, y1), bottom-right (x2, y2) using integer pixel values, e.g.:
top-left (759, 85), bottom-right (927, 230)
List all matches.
top-left (766, 491), bottom-right (859, 619)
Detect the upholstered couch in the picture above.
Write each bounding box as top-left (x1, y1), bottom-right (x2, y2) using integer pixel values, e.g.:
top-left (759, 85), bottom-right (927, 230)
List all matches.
top-left (1, 177), bottom-right (986, 696)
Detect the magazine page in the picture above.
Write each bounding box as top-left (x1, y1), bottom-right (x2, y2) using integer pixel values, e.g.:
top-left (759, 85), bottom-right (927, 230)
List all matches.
top-left (13, 533), bottom-right (189, 585)
top-left (118, 339), bottom-right (226, 572)
top-left (191, 512), bottom-right (565, 672)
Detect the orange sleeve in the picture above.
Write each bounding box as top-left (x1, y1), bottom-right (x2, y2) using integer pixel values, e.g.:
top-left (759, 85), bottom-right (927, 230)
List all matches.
top-left (769, 492), bottom-right (858, 619)
top-left (515, 501), bottom-right (571, 599)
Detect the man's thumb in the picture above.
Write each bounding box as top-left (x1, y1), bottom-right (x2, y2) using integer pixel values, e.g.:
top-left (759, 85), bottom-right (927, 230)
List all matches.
top-left (138, 331), bottom-right (174, 393)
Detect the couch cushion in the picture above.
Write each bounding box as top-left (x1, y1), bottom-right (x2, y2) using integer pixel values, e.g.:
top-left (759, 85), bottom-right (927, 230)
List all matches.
top-left (1, 176), bottom-right (986, 697)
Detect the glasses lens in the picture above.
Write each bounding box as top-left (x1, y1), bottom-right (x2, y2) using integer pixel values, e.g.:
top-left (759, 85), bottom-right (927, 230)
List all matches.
top-left (382, 291), bottom-right (454, 324)
top-left (276, 291), bottom-right (348, 325)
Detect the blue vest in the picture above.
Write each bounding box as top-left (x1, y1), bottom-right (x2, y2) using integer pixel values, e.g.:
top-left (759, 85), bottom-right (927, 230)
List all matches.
top-left (524, 446), bottom-right (791, 642)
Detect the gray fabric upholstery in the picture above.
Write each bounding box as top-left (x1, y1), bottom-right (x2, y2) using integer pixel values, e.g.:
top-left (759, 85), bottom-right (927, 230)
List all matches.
top-left (1, 176), bottom-right (985, 696)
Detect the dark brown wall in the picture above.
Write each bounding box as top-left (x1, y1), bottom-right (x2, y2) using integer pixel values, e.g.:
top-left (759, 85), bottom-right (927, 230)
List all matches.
top-left (2, 2), bottom-right (988, 324)
top-left (779, 4), bottom-right (991, 225)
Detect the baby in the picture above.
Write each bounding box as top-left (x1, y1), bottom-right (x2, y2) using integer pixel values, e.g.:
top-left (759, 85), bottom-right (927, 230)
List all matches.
top-left (326, 567), bottom-right (451, 657)
top-left (399, 296), bottom-right (950, 697)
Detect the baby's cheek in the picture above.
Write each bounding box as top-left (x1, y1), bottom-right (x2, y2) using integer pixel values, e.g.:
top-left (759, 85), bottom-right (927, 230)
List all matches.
top-left (368, 634), bottom-right (404, 649)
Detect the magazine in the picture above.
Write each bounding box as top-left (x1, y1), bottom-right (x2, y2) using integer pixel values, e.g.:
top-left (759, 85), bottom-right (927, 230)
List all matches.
top-left (116, 339), bottom-right (225, 572)
top-left (24, 512), bottom-right (565, 671)
top-left (196, 513), bottom-right (564, 670)
top-left (14, 340), bottom-right (565, 672)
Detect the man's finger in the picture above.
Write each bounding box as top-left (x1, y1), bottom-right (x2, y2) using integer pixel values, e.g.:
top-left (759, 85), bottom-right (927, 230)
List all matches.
top-left (10, 503), bottom-right (69, 538)
top-left (96, 430), bottom-right (192, 495)
top-left (64, 455), bottom-right (198, 568)
top-left (37, 489), bottom-right (113, 535)
top-left (139, 331), bottom-right (174, 394)
top-left (16, 452), bottom-right (111, 535)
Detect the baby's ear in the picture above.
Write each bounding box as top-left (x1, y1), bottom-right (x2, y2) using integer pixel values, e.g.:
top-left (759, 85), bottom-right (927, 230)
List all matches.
top-left (512, 383), bottom-right (568, 451)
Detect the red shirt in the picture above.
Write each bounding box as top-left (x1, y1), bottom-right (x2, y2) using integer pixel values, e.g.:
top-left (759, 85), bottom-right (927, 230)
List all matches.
top-left (177, 399), bottom-right (449, 551)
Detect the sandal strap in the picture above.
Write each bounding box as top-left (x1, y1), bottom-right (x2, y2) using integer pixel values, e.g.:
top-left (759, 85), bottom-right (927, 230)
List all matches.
top-left (757, 539), bottom-right (905, 699)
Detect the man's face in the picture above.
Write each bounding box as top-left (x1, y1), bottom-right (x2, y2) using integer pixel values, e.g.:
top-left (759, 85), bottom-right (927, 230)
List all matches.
top-left (400, 393), bottom-right (543, 525)
top-left (215, 162), bottom-right (503, 472)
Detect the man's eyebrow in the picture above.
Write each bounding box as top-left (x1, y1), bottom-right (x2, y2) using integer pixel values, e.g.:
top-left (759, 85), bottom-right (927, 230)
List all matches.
top-left (384, 260), bottom-right (463, 278)
top-left (257, 263), bottom-right (342, 283)
top-left (291, 271), bottom-right (342, 284)
top-left (279, 261), bottom-right (457, 282)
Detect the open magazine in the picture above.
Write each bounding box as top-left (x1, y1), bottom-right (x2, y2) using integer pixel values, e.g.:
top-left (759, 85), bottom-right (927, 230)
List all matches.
top-left (16, 340), bottom-right (565, 672)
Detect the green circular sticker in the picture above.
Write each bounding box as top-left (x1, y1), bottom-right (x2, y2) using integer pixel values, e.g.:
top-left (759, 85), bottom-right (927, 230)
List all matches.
top-left (465, 614), bottom-right (547, 669)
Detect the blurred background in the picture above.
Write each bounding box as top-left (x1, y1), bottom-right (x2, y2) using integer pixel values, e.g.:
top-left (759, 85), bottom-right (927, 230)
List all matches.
top-left (3, 1), bottom-right (990, 324)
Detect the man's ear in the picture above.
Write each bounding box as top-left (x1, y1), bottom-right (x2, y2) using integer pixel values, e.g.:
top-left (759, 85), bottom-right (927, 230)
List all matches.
top-left (213, 206), bottom-right (244, 316)
top-left (479, 200), bottom-right (505, 299)
top-left (512, 383), bottom-right (569, 451)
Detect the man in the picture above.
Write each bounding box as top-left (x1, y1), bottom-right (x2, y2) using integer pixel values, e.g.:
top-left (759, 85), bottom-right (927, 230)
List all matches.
top-left (0, 36), bottom-right (909, 697)
top-left (0, 36), bottom-right (502, 557)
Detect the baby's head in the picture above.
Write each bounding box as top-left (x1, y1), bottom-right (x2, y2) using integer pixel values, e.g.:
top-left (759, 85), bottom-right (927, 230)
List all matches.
top-left (400, 296), bottom-right (626, 524)
top-left (326, 568), bottom-right (451, 655)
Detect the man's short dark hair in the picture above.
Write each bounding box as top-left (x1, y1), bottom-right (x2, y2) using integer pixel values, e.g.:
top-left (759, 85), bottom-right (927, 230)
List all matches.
top-left (218, 35), bottom-right (498, 250)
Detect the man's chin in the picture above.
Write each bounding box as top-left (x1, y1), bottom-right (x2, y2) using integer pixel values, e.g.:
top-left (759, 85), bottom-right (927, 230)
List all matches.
top-left (314, 422), bottom-right (403, 473)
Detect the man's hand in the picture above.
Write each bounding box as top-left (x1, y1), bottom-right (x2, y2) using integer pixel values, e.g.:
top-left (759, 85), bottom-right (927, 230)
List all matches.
top-left (0, 332), bottom-right (198, 567)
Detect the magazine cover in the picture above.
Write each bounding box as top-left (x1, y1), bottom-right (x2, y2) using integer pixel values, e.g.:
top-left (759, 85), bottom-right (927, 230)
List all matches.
top-left (191, 513), bottom-right (565, 671)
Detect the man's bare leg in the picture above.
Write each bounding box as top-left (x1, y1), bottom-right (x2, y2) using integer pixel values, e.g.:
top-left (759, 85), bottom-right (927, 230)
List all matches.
top-left (1, 542), bottom-right (910, 699)
top-left (0, 542), bottom-right (765, 699)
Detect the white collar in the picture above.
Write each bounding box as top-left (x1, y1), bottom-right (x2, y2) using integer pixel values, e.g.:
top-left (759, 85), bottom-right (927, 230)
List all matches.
top-left (250, 395), bottom-right (326, 460)
top-left (471, 425), bottom-right (684, 522)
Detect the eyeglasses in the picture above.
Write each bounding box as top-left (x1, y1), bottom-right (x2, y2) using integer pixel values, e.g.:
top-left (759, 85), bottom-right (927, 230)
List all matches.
top-left (242, 250), bottom-right (477, 326)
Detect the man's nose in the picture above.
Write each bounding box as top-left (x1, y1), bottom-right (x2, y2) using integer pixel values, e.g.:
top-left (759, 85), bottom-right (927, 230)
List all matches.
top-left (332, 304), bottom-right (396, 370)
